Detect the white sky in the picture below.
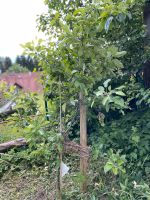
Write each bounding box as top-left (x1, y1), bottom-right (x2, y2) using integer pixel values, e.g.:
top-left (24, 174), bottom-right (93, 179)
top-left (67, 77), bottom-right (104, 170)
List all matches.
top-left (0, 0), bottom-right (47, 60)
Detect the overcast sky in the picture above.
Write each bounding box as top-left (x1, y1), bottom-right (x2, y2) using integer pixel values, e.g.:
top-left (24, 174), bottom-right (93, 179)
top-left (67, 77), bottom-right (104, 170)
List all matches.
top-left (0, 0), bottom-right (47, 60)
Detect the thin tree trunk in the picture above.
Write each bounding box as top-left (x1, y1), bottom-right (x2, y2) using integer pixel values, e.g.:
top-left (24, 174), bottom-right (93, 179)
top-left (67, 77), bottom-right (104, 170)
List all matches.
top-left (58, 153), bottom-right (62, 200)
top-left (79, 91), bottom-right (88, 192)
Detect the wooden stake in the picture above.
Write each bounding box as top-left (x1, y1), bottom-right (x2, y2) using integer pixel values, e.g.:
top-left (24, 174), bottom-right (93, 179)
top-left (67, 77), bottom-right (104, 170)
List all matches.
top-left (79, 91), bottom-right (88, 192)
top-left (58, 77), bottom-right (62, 200)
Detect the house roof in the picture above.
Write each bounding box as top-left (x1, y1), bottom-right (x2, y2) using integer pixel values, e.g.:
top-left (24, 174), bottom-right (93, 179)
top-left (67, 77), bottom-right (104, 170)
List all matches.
top-left (0, 72), bottom-right (43, 93)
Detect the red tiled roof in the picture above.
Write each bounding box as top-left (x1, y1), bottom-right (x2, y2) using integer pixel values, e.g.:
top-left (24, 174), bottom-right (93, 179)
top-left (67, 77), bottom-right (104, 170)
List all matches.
top-left (0, 72), bottom-right (43, 93)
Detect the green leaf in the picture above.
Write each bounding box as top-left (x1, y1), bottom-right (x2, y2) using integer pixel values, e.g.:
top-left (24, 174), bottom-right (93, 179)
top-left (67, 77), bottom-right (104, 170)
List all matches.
top-left (115, 51), bottom-right (126, 58)
top-left (113, 59), bottom-right (124, 68)
top-left (95, 86), bottom-right (105, 96)
top-left (70, 100), bottom-right (76, 106)
top-left (114, 91), bottom-right (126, 96)
top-left (113, 96), bottom-right (125, 107)
top-left (71, 70), bottom-right (78, 74)
top-left (108, 85), bottom-right (111, 91)
top-left (91, 100), bottom-right (95, 108)
top-left (102, 96), bottom-right (110, 106)
top-left (103, 79), bottom-right (111, 88)
top-left (100, 11), bottom-right (108, 19)
top-left (131, 135), bottom-right (140, 143)
top-left (98, 86), bottom-right (105, 91)
top-left (116, 85), bottom-right (126, 90)
top-left (91, 195), bottom-right (96, 200)
top-left (74, 81), bottom-right (80, 88)
top-left (117, 159), bottom-right (124, 166)
top-left (59, 21), bottom-right (70, 33)
top-left (95, 91), bottom-right (103, 97)
top-left (112, 167), bottom-right (118, 175)
top-left (62, 103), bottom-right (66, 112)
top-left (104, 163), bottom-right (113, 173)
top-left (105, 102), bottom-right (110, 112)
top-left (73, 7), bottom-right (85, 16)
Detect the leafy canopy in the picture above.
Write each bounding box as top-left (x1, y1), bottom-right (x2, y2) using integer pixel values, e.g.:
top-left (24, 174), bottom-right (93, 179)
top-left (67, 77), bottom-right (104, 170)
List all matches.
top-left (24, 0), bottom-right (135, 98)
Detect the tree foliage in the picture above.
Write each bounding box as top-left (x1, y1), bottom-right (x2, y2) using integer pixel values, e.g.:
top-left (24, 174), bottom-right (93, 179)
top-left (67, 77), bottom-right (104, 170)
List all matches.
top-left (23, 0), bottom-right (135, 127)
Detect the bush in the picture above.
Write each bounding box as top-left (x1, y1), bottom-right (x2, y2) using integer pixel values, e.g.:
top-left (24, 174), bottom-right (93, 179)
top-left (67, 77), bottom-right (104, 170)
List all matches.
top-left (7, 64), bottom-right (29, 73)
top-left (91, 108), bottom-right (150, 179)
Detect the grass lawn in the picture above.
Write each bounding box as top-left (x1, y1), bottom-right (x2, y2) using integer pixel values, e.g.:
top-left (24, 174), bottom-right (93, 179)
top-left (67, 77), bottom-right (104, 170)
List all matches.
top-left (0, 123), bottom-right (24, 143)
top-left (0, 169), bottom-right (57, 200)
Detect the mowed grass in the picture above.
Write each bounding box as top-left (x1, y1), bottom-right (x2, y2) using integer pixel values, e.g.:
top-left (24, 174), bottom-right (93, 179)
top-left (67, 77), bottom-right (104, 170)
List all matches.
top-left (0, 169), bottom-right (57, 200)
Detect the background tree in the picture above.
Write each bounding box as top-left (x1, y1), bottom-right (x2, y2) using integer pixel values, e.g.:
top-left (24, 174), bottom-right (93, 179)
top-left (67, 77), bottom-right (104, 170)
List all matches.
top-left (16, 55), bottom-right (40, 72)
top-left (0, 57), bottom-right (4, 73)
top-left (16, 55), bottom-right (26, 67)
top-left (4, 57), bottom-right (12, 71)
top-left (7, 64), bottom-right (29, 73)
top-left (0, 56), bottom-right (12, 73)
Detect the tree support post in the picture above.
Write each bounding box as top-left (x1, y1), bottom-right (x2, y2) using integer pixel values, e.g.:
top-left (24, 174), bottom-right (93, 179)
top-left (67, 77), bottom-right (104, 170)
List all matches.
top-left (79, 91), bottom-right (88, 192)
top-left (58, 77), bottom-right (63, 200)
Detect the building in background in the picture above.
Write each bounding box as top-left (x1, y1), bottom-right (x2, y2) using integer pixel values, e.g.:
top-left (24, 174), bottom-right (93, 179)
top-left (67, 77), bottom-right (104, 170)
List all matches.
top-left (0, 72), bottom-right (43, 114)
top-left (0, 72), bottom-right (43, 93)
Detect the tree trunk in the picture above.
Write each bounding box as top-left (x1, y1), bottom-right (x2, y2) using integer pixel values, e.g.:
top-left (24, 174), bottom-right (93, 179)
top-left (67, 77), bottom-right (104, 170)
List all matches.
top-left (79, 91), bottom-right (88, 192)
top-left (0, 138), bottom-right (27, 152)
